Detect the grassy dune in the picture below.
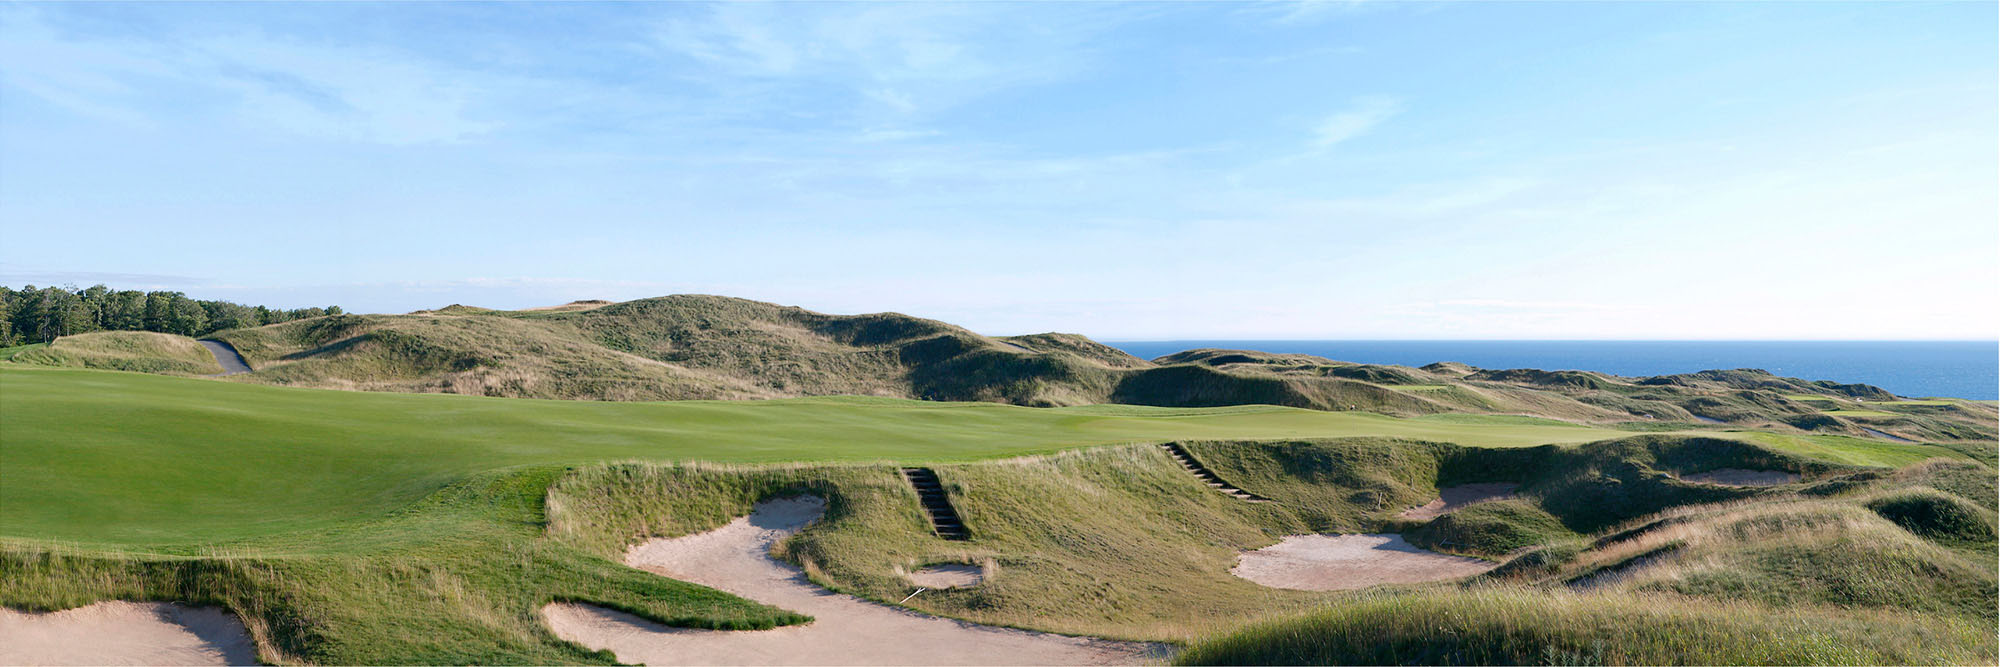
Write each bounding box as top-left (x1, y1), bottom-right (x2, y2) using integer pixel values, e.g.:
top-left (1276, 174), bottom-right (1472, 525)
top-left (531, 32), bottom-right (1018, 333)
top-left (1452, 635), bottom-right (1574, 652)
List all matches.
top-left (1173, 450), bottom-right (1997, 665)
top-left (1, 365), bottom-right (1641, 548)
top-left (1173, 588), bottom-right (1993, 665)
top-left (5, 356), bottom-right (1992, 664)
top-left (21, 295), bottom-right (1973, 446)
top-left (10, 331), bottom-right (221, 375)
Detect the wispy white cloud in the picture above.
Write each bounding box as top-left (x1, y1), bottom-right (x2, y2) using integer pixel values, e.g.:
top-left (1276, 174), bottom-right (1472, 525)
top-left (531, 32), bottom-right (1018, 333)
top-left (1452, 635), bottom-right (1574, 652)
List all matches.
top-left (0, 7), bottom-right (503, 145)
top-left (1312, 95), bottom-right (1402, 148)
top-left (650, 3), bottom-right (1117, 119)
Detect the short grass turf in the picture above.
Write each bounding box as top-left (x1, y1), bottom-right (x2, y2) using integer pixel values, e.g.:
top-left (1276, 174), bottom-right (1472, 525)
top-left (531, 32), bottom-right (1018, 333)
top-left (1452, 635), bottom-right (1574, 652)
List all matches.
top-left (3, 365), bottom-right (1644, 548)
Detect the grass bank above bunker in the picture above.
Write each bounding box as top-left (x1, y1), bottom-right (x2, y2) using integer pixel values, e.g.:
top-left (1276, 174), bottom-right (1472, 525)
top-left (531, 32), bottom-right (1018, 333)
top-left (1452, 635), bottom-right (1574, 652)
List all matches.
top-left (4, 433), bottom-right (1989, 664)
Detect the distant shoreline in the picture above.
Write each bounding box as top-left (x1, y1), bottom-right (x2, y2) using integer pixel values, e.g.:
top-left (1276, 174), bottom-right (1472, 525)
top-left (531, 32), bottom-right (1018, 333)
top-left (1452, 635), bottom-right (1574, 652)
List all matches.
top-left (1104, 340), bottom-right (1999, 400)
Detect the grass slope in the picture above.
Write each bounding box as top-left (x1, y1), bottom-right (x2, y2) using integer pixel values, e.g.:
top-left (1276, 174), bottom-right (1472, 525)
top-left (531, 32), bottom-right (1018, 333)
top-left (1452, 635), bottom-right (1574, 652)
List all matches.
top-left (2, 366), bottom-right (1646, 548)
top-left (11, 331), bottom-right (221, 375)
top-left (1173, 588), bottom-right (1992, 666)
top-left (11, 294), bottom-right (1988, 446)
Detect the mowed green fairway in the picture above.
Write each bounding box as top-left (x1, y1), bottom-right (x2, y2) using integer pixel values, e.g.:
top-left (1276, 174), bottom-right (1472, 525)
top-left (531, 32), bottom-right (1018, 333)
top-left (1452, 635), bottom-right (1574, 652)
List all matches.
top-left (3, 366), bottom-right (1635, 548)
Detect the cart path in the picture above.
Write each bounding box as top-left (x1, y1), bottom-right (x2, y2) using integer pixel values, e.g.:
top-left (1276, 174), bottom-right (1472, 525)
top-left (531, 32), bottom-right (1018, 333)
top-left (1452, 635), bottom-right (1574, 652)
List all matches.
top-left (198, 340), bottom-right (251, 375)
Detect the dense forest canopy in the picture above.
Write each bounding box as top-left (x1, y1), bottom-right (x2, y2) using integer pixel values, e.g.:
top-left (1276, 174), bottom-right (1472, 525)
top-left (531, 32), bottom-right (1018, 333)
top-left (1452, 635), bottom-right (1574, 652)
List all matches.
top-left (0, 284), bottom-right (342, 346)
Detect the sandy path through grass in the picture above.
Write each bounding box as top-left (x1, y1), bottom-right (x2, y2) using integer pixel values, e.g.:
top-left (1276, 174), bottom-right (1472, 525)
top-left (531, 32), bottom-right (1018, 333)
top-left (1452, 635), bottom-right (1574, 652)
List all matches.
top-left (542, 496), bottom-right (1163, 665)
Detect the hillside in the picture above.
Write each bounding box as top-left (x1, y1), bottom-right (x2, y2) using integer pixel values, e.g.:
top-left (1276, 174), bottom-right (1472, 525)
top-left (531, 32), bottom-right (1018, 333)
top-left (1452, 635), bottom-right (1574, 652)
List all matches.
top-left (12, 294), bottom-right (1993, 444)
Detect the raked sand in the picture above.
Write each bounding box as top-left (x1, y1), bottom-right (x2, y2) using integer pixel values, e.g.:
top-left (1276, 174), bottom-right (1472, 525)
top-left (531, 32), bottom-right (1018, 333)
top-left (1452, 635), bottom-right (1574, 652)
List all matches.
top-left (0, 601), bottom-right (256, 666)
top-left (542, 496), bottom-right (1162, 665)
top-left (1232, 533), bottom-right (1497, 591)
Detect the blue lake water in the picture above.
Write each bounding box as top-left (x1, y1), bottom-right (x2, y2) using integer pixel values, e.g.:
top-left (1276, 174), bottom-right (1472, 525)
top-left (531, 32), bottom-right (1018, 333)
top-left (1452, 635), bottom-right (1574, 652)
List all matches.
top-left (1102, 340), bottom-right (1999, 400)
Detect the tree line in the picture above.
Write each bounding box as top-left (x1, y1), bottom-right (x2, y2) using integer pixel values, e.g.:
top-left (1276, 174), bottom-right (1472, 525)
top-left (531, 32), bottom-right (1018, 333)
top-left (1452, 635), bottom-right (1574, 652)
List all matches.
top-left (0, 284), bottom-right (343, 346)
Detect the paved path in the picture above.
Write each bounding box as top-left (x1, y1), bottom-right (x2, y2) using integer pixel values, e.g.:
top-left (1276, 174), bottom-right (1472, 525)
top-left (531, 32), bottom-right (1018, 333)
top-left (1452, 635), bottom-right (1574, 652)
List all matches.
top-left (197, 340), bottom-right (252, 376)
top-left (543, 497), bottom-right (1163, 665)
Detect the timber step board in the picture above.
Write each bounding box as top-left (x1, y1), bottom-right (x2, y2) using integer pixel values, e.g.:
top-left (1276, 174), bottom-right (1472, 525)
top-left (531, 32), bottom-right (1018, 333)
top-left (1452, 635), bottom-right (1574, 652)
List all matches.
top-left (1160, 443), bottom-right (1272, 503)
top-left (901, 467), bottom-right (971, 540)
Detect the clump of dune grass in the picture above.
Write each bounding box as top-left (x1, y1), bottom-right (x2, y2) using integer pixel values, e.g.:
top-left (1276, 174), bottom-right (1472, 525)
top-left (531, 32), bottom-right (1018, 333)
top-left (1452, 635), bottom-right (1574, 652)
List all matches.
top-left (1173, 587), bottom-right (1995, 665)
top-left (1864, 487), bottom-right (1997, 542)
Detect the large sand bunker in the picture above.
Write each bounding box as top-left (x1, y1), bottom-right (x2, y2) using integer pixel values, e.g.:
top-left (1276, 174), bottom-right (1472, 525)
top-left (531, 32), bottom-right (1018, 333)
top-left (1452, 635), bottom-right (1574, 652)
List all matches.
top-left (1232, 534), bottom-right (1498, 591)
top-left (542, 496), bottom-right (1159, 665)
top-left (1680, 469), bottom-right (1799, 486)
top-left (1401, 482), bottom-right (1520, 520)
top-left (0, 601), bottom-right (256, 666)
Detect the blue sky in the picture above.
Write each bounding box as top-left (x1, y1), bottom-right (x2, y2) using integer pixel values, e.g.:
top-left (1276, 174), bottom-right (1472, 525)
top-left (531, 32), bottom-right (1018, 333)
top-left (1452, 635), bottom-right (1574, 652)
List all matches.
top-left (2, 1), bottom-right (1993, 339)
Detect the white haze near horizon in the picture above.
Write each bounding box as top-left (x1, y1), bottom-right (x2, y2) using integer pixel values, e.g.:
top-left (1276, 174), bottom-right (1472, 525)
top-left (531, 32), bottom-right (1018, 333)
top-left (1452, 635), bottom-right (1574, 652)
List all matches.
top-left (1, 2), bottom-right (1994, 340)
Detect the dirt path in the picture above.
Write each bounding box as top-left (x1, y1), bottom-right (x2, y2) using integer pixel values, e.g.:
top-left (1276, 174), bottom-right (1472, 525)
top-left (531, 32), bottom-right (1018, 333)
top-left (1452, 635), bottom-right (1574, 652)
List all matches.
top-left (0, 601), bottom-right (256, 666)
top-left (197, 340), bottom-right (251, 376)
top-left (1400, 482), bottom-right (1519, 520)
top-left (1231, 534), bottom-right (1497, 591)
top-left (542, 497), bottom-right (1162, 666)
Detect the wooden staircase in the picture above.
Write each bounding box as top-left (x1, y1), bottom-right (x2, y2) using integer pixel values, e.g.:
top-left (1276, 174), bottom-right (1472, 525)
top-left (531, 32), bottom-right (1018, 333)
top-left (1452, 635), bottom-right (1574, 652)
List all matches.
top-left (902, 467), bottom-right (970, 540)
top-left (1161, 443), bottom-right (1270, 503)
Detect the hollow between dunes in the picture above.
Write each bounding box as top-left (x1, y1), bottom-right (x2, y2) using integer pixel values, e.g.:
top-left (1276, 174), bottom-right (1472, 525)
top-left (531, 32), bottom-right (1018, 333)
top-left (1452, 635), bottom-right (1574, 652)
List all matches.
top-left (542, 496), bottom-right (1162, 666)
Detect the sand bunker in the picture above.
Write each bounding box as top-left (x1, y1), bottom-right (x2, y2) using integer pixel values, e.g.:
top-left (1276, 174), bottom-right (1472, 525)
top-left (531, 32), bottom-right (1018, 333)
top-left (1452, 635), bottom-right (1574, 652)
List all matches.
top-left (0, 601), bottom-right (256, 666)
top-left (1401, 482), bottom-right (1520, 520)
top-left (1861, 427), bottom-right (1917, 443)
top-left (1680, 469), bottom-right (1799, 486)
top-left (543, 496), bottom-right (1158, 665)
top-left (905, 564), bottom-right (985, 589)
top-left (1232, 534), bottom-right (1497, 592)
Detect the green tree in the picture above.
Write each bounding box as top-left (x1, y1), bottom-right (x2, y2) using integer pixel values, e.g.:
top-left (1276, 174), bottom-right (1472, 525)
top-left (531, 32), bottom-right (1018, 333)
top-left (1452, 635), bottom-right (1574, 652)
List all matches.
top-left (142, 292), bottom-right (173, 332)
top-left (166, 295), bottom-right (207, 336)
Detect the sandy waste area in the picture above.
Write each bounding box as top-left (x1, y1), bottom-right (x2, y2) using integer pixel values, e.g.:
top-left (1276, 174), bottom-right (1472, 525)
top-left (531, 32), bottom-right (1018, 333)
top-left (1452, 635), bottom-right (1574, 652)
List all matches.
top-left (0, 601), bottom-right (256, 666)
top-left (1232, 534), bottom-right (1498, 591)
top-left (543, 496), bottom-right (1162, 665)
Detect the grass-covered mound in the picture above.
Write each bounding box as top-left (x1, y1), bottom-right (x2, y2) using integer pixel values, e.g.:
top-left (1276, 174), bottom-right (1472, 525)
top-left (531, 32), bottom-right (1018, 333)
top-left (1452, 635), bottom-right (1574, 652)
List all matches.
top-left (11, 331), bottom-right (221, 375)
top-left (8, 293), bottom-right (1988, 446)
top-left (1864, 487), bottom-right (1997, 542)
top-left (1404, 501), bottom-right (1572, 557)
top-left (1180, 435), bottom-right (1835, 558)
top-left (5, 402), bottom-right (1990, 663)
top-left (1490, 457), bottom-right (1997, 621)
top-left (1173, 588), bottom-right (1993, 666)
top-left (1, 366), bottom-right (1658, 546)
top-left (2, 468), bottom-right (805, 665)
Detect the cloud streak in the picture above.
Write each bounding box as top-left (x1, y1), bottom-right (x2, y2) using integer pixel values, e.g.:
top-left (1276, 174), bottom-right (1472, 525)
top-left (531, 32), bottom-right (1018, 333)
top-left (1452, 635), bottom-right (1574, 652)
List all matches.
top-left (1312, 95), bottom-right (1403, 148)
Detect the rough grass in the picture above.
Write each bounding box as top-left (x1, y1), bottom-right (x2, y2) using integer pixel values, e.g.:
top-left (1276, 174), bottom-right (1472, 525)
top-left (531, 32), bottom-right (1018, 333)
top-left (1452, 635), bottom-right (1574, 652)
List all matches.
top-left (546, 449), bottom-right (1324, 642)
top-left (546, 435), bottom-right (1953, 643)
top-left (1173, 587), bottom-right (1995, 666)
top-left (11, 331), bottom-right (221, 375)
top-left (1, 365), bottom-right (1660, 547)
top-left (16, 294), bottom-right (1984, 445)
top-left (1405, 500), bottom-right (1575, 558)
top-left (5, 421), bottom-right (1991, 662)
top-left (1864, 488), bottom-right (1997, 542)
top-left (1, 467), bottom-right (806, 664)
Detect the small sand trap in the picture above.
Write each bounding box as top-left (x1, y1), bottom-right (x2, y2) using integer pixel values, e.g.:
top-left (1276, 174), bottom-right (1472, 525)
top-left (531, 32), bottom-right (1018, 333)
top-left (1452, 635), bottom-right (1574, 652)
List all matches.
top-left (1680, 469), bottom-right (1799, 486)
top-left (1401, 482), bottom-right (1519, 520)
top-left (0, 601), bottom-right (256, 666)
top-left (543, 496), bottom-right (1159, 665)
top-left (1232, 534), bottom-right (1497, 592)
top-left (905, 564), bottom-right (984, 589)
